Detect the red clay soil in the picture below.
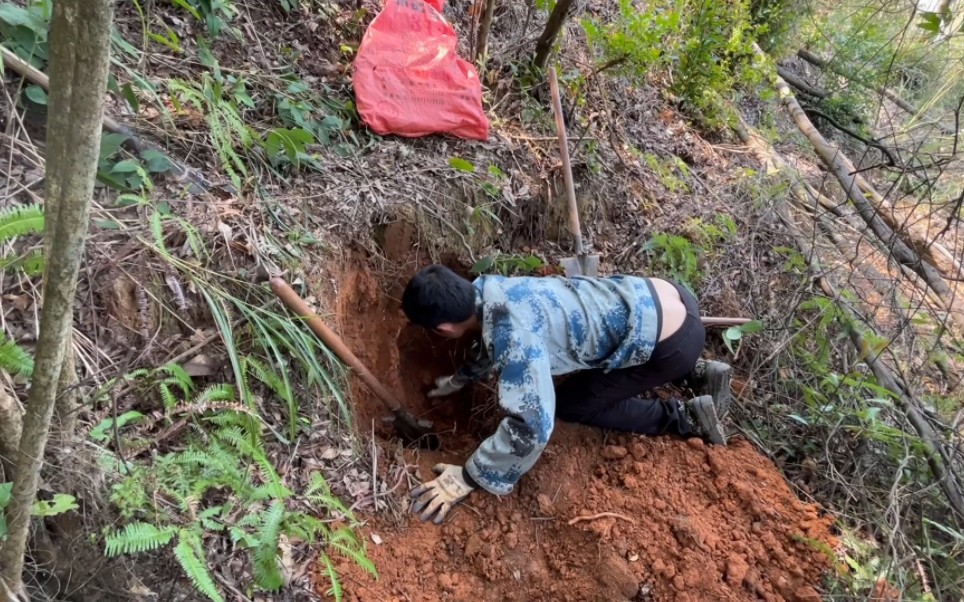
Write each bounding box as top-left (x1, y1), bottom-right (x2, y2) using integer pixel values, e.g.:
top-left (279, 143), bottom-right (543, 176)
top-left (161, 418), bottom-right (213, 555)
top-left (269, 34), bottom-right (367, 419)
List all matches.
top-left (316, 258), bottom-right (837, 602)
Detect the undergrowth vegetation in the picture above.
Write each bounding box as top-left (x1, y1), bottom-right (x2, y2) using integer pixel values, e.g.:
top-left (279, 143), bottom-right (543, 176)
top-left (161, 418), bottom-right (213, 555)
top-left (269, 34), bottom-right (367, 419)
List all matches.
top-left (582, 0), bottom-right (768, 124)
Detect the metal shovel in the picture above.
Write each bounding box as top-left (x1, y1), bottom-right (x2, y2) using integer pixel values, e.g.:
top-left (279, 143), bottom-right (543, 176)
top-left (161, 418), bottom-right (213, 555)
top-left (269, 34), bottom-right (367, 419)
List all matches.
top-left (548, 66), bottom-right (600, 277)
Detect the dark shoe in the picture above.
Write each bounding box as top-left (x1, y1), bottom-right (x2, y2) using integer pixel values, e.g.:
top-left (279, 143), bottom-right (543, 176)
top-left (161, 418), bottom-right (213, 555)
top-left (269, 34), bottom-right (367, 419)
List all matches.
top-left (693, 359), bottom-right (732, 418)
top-left (685, 395), bottom-right (726, 445)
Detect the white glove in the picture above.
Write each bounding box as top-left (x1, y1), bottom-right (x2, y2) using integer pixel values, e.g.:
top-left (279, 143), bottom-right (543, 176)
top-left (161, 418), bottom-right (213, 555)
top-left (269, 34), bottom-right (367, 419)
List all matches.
top-left (428, 375), bottom-right (465, 398)
top-left (410, 463), bottom-right (475, 524)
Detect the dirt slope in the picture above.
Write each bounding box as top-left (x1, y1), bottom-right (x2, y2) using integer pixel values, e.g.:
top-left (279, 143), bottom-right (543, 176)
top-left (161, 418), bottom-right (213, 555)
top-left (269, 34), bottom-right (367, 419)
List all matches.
top-left (312, 255), bottom-right (837, 602)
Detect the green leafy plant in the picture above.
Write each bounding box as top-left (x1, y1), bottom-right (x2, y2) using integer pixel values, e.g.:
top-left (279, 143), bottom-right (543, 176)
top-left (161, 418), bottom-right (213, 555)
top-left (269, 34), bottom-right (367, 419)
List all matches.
top-left (583, 0), bottom-right (757, 123)
top-left (1, 483), bottom-right (78, 540)
top-left (721, 320), bottom-right (763, 355)
top-left (471, 253), bottom-right (545, 276)
top-left (273, 77), bottom-right (360, 157)
top-left (644, 153), bottom-right (691, 194)
top-left (642, 232), bottom-right (702, 291)
top-left (0, 1), bottom-right (50, 72)
top-left (170, 0), bottom-right (236, 37)
top-left (96, 132), bottom-right (174, 192)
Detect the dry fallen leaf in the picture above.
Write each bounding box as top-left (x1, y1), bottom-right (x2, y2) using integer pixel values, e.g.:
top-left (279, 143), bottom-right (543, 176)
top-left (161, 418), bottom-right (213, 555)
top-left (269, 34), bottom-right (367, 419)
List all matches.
top-left (183, 353), bottom-right (217, 377)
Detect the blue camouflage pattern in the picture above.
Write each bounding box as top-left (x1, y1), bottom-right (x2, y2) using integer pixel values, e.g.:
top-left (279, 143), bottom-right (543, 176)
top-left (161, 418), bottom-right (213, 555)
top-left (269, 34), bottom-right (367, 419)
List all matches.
top-left (461, 274), bottom-right (660, 495)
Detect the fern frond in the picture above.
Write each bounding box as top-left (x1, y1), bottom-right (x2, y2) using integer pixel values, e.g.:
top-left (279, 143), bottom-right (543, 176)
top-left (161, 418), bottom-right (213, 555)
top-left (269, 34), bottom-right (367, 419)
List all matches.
top-left (331, 538), bottom-right (377, 578)
top-left (159, 383), bottom-right (177, 411)
top-left (104, 522), bottom-right (176, 556)
top-left (253, 500), bottom-right (284, 590)
top-left (284, 512), bottom-right (328, 543)
top-left (0, 329), bottom-right (34, 377)
top-left (306, 473), bottom-right (352, 518)
top-left (149, 210), bottom-right (167, 254)
top-left (195, 383), bottom-right (236, 405)
top-left (160, 362), bottom-right (195, 395)
top-left (174, 529), bottom-right (224, 602)
top-left (321, 554), bottom-right (344, 602)
top-left (0, 203), bottom-right (43, 244)
top-left (245, 356), bottom-right (293, 404)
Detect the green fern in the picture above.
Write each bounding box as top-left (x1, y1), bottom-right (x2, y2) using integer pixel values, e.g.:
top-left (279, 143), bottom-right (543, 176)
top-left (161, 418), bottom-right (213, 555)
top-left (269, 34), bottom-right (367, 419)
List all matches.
top-left (0, 204), bottom-right (44, 243)
top-left (159, 382), bottom-right (178, 410)
top-left (195, 383), bottom-right (236, 405)
top-left (149, 210), bottom-right (167, 254)
top-left (174, 529), bottom-right (224, 602)
top-left (159, 362), bottom-right (195, 395)
top-left (105, 522), bottom-right (177, 556)
top-left (253, 500), bottom-right (285, 590)
top-left (321, 555), bottom-right (344, 602)
top-left (0, 329), bottom-right (34, 377)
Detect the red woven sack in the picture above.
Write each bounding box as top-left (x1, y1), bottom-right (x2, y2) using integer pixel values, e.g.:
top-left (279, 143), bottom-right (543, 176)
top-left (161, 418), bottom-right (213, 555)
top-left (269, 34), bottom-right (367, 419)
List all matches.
top-left (353, 0), bottom-right (489, 140)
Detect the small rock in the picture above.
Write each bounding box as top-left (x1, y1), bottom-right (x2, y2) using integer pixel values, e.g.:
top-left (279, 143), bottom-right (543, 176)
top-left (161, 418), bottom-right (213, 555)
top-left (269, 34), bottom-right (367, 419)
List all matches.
top-left (623, 474), bottom-right (639, 489)
top-left (793, 586), bottom-right (822, 602)
top-left (536, 493), bottom-right (554, 516)
top-left (465, 534), bottom-right (483, 557)
top-left (506, 532), bottom-right (519, 549)
top-left (686, 437), bottom-right (705, 449)
top-left (653, 498), bottom-right (667, 511)
top-left (601, 445), bottom-right (629, 460)
top-left (672, 576), bottom-right (687, 590)
top-left (370, 533), bottom-right (384, 545)
top-left (651, 559), bottom-right (666, 574)
top-left (724, 554), bottom-right (749, 586)
top-left (629, 442), bottom-right (648, 460)
top-left (628, 552), bottom-right (639, 562)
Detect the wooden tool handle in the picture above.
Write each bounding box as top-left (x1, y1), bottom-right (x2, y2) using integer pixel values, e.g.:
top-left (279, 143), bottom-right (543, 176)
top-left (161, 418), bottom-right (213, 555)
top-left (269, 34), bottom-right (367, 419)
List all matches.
top-left (269, 277), bottom-right (403, 413)
top-left (701, 317), bottom-right (754, 326)
top-left (548, 66), bottom-right (584, 257)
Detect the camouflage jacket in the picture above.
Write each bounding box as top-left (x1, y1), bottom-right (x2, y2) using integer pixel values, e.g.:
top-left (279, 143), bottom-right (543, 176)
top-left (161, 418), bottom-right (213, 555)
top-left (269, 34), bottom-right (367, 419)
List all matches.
top-left (458, 274), bottom-right (661, 495)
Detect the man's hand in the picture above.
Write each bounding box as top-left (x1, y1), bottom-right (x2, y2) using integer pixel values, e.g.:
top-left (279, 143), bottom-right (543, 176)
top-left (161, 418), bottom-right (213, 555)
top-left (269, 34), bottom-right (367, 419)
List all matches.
top-left (410, 464), bottom-right (475, 524)
top-left (427, 375), bottom-right (465, 398)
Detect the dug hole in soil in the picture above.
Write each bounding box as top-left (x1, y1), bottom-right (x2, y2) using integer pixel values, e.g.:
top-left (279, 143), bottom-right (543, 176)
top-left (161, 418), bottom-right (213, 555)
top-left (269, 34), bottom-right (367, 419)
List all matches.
top-left (314, 224), bottom-right (836, 602)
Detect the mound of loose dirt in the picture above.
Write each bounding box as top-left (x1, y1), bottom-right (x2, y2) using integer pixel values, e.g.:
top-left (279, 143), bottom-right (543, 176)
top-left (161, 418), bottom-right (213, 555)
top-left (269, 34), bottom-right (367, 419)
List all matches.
top-left (324, 429), bottom-right (834, 602)
top-left (313, 256), bottom-right (837, 602)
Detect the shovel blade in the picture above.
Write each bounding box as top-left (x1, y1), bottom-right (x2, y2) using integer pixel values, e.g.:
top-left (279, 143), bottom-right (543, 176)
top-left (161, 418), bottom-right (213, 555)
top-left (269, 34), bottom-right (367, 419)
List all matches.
top-left (560, 254), bottom-right (600, 277)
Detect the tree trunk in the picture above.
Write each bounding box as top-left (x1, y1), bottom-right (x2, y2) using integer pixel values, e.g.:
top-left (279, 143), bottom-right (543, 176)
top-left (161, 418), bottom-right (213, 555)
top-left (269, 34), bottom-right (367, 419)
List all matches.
top-left (533, 0), bottom-right (573, 70)
top-left (474, 0), bottom-right (497, 65)
top-left (0, 0), bottom-right (113, 595)
top-left (0, 386), bottom-right (22, 481)
top-left (775, 66), bottom-right (827, 98)
top-left (53, 344), bottom-right (79, 436)
top-left (758, 46), bottom-right (964, 329)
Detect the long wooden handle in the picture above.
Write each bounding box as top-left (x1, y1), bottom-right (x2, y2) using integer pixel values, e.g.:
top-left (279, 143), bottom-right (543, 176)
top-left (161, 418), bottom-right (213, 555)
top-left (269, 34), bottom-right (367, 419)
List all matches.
top-left (701, 317), bottom-right (754, 326)
top-left (269, 277), bottom-right (404, 413)
top-left (548, 66), bottom-right (584, 257)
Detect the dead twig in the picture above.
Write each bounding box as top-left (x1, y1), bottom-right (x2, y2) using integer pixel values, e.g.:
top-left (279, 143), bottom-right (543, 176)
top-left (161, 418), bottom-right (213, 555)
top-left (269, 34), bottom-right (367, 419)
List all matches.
top-left (567, 512), bottom-right (637, 526)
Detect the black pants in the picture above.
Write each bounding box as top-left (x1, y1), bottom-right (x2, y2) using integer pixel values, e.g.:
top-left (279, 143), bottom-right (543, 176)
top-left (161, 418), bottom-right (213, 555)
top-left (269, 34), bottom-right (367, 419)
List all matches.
top-left (555, 280), bottom-right (705, 437)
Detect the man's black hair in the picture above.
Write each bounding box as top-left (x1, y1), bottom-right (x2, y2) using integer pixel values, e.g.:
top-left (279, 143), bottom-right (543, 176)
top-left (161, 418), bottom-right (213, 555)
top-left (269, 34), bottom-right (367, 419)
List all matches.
top-left (401, 264), bottom-right (476, 329)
